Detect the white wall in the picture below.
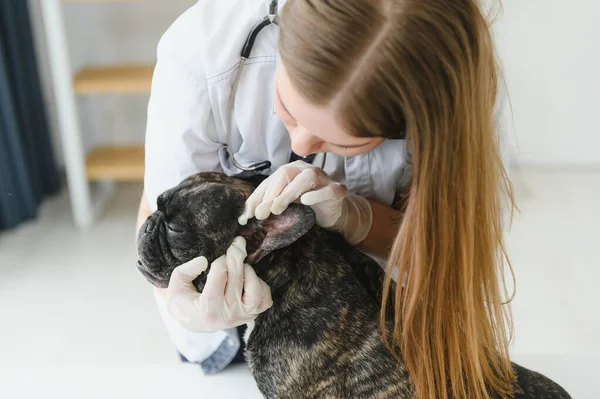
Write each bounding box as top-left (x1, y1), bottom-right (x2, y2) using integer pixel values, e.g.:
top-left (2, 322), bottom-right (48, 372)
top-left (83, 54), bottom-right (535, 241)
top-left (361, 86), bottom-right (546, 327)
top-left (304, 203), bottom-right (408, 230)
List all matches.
top-left (29, 0), bottom-right (197, 166)
top-left (494, 0), bottom-right (600, 167)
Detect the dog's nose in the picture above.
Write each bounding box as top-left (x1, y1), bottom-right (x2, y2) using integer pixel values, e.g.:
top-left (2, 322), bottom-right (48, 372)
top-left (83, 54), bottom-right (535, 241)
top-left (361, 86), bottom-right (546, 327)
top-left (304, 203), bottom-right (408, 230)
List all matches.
top-left (144, 211), bottom-right (163, 233)
top-left (145, 218), bottom-right (156, 233)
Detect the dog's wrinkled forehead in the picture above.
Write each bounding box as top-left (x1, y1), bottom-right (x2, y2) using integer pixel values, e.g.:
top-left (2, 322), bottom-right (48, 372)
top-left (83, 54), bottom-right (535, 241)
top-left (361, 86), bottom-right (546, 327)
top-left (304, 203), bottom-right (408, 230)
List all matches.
top-left (190, 172), bottom-right (256, 192)
top-left (171, 173), bottom-right (254, 221)
top-left (185, 172), bottom-right (255, 198)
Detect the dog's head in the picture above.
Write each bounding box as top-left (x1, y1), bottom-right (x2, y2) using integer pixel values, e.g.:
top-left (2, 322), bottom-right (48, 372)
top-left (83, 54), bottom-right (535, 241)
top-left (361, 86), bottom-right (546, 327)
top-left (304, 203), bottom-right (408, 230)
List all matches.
top-left (136, 172), bottom-right (316, 290)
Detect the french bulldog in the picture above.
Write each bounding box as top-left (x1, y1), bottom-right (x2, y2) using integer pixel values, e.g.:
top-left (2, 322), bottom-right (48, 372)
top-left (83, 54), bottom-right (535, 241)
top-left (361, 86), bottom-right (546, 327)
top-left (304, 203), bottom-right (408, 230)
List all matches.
top-left (137, 172), bottom-right (571, 399)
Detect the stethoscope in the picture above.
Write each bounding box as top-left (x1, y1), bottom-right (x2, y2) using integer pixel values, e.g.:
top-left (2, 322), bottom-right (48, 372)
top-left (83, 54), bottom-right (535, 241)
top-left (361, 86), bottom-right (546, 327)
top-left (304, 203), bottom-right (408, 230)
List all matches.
top-left (226, 0), bottom-right (405, 172)
top-left (227, 0), bottom-right (296, 172)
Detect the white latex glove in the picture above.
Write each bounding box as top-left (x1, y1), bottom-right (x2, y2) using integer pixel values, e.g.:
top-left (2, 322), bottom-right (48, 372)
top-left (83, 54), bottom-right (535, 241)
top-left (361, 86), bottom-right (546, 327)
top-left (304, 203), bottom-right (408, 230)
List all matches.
top-left (238, 160), bottom-right (373, 246)
top-left (165, 237), bottom-right (273, 333)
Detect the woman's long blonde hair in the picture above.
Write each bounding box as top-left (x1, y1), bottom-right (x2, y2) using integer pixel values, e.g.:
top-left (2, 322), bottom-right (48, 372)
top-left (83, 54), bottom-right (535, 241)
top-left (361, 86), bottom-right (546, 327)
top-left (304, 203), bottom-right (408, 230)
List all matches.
top-left (279, 1), bottom-right (516, 398)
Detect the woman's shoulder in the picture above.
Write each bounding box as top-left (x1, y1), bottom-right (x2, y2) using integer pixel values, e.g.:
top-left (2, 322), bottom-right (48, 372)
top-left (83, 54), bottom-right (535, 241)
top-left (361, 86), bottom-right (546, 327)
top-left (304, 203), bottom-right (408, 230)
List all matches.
top-left (156, 0), bottom-right (278, 83)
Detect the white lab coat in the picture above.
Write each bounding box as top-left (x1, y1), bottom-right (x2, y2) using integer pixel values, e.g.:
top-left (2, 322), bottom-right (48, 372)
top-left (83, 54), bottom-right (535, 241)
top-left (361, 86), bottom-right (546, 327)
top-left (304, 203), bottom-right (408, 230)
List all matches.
top-left (143, 0), bottom-right (508, 371)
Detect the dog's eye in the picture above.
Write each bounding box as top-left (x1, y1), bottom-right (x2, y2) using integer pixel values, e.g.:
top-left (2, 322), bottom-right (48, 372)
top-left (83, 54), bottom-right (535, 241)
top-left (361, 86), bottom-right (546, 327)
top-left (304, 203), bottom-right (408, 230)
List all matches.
top-left (166, 223), bottom-right (184, 234)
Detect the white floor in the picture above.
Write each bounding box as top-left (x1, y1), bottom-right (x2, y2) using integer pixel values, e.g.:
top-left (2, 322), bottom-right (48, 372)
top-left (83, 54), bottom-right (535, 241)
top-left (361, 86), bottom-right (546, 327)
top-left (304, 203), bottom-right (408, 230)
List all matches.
top-left (0, 168), bottom-right (598, 398)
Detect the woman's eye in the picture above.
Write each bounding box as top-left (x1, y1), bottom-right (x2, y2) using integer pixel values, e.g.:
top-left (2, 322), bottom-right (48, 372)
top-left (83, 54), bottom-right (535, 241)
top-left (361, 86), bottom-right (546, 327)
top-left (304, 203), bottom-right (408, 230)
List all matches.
top-left (274, 98), bottom-right (295, 122)
top-left (332, 144), bottom-right (353, 151)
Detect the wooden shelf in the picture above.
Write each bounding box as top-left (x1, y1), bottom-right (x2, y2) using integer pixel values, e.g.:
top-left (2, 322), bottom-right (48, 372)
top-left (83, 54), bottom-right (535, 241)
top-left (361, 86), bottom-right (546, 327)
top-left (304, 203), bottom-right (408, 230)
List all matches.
top-left (74, 65), bottom-right (154, 94)
top-left (86, 145), bottom-right (144, 181)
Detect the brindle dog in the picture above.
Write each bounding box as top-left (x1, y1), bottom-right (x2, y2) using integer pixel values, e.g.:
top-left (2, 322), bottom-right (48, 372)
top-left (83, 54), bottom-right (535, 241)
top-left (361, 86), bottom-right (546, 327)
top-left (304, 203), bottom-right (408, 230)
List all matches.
top-left (137, 172), bottom-right (571, 399)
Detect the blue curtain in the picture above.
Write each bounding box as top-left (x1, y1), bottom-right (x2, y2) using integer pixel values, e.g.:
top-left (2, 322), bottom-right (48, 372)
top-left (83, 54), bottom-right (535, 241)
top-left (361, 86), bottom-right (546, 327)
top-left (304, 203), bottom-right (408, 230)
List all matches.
top-left (0, 0), bottom-right (60, 231)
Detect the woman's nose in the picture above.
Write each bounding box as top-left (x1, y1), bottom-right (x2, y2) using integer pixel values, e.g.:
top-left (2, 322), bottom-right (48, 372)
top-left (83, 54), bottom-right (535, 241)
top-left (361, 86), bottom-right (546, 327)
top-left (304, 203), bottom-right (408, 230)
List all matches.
top-left (290, 126), bottom-right (321, 157)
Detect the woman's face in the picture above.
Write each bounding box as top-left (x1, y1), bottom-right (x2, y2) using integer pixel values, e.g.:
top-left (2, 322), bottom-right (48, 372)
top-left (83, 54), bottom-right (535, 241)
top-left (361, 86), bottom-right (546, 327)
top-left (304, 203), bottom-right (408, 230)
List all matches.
top-left (274, 63), bottom-right (384, 158)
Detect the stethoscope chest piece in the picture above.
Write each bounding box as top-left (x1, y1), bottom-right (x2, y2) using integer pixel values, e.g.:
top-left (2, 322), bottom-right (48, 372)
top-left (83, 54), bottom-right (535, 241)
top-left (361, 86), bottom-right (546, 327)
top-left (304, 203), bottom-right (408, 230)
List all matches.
top-left (226, 1), bottom-right (279, 172)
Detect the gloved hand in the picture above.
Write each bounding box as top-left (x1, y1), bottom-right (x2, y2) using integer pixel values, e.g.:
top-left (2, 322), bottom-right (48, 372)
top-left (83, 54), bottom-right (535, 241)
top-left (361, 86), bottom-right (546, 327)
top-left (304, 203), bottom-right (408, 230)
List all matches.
top-left (165, 237), bottom-right (273, 333)
top-left (238, 160), bottom-right (373, 246)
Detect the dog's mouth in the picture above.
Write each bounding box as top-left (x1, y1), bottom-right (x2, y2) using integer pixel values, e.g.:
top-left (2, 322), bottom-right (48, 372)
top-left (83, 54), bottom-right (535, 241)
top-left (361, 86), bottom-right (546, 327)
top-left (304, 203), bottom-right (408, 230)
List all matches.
top-left (136, 260), bottom-right (169, 288)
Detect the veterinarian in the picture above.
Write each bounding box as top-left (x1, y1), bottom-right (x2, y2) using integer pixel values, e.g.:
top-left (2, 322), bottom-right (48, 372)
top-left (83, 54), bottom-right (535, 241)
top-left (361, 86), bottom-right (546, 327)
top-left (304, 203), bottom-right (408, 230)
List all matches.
top-left (137, 1), bottom-right (516, 398)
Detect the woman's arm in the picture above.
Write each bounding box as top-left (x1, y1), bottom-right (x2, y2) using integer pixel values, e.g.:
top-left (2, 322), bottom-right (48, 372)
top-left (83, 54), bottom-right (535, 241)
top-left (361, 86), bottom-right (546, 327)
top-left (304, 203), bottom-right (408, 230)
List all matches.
top-left (358, 200), bottom-right (403, 260)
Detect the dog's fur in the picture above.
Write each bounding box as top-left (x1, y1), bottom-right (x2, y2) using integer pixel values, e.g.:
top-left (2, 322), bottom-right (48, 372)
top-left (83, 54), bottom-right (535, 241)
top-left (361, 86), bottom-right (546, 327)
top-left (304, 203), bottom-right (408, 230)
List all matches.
top-left (137, 172), bottom-right (571, 399)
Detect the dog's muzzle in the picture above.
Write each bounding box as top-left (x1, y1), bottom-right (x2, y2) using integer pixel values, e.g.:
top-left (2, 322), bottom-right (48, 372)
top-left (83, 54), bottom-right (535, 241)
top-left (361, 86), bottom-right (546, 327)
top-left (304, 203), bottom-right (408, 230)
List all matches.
top-left (136, 211), bottom-right (172, 288)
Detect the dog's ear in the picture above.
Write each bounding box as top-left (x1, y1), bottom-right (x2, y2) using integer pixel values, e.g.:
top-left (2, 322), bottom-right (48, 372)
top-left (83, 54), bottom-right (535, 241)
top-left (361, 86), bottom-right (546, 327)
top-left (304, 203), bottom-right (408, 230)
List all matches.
top-left (244, 205), bottom-right (315, 264)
